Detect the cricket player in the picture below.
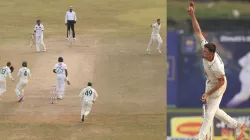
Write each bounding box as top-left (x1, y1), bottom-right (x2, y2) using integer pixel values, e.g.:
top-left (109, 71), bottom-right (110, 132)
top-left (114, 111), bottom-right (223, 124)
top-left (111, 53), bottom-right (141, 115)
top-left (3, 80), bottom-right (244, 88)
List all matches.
top-left (0, 62), bottom-right (15, 100)
top-left (15, 61), bottom-right (31, 102)
top-left (227, 52), bottom-right (250, 107)
top-left (146, 19), bottom-right (163, 54)
top-left (65, 6), bottom-right (77, 40)
top-left (187, 6), bottom-right (246, 140)
top-left (79, 82), bottom-right (98, 122)
top-left (33, 20), bottom-right (46, 52)
top-left (53, 57), bottom-right (69, 99)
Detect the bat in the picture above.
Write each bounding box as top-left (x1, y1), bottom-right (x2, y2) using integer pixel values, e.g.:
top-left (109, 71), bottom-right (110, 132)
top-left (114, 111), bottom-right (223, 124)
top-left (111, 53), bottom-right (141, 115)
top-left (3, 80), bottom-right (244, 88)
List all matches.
top-left (30, 34), bottom-right (34, 48)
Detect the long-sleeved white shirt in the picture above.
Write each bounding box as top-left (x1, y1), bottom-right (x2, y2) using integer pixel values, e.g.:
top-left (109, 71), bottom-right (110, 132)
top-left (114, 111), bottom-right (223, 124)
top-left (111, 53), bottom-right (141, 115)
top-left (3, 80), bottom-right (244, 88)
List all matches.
top-left (65, 11), bottom-right (77, 23)
top-left (34, 24), bottom-right (44, 36)
top-left (17, 67), bottom-right (31, 81)
top-left (79, 86), bottom-right (98, 101)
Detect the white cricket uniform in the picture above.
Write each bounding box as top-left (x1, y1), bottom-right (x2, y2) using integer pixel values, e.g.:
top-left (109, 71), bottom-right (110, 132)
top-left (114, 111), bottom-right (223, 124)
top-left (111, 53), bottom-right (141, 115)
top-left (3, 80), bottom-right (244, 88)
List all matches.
top-left (54, 62), bottom-right (67, 98)
top-left (79, 86), bottom-right (98, 118)
top-left (34, 24), bottom-right (46, 52)
top-left (0, 66), bottom-right (13, 96)
top-left (149, 23), bottom-right (163, 43)
top-left (15, 67), bottom-right (31, 99)
top-left (227, 52), bottom-right (250, 107)
top-left (198, 40), bottom-right (238, 139)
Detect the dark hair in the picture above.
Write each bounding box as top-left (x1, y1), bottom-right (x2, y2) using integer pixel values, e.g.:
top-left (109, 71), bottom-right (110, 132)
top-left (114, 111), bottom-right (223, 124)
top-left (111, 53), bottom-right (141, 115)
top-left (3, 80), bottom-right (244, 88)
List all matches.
top-left (37, 20), bottom-right (40, 23)
top-left (157, 19), bottom-right (160, 21)
top-left (204, 43), bottom-right (216, 53)
top-left (7, 62), bottom-right (11, 67)
top-left (87, 82), bottom-right (92, 86)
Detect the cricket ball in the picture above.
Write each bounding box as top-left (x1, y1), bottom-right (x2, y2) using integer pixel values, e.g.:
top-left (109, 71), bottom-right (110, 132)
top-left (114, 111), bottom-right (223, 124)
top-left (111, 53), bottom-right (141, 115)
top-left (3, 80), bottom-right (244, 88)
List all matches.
top-left (190, 1), bottom-right (195, 7)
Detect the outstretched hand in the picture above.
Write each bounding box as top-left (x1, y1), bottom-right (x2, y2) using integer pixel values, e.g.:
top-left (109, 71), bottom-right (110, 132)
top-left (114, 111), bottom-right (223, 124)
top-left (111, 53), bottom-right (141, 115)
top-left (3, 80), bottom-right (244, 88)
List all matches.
top-left (187, 6), bottom-right (195, 16)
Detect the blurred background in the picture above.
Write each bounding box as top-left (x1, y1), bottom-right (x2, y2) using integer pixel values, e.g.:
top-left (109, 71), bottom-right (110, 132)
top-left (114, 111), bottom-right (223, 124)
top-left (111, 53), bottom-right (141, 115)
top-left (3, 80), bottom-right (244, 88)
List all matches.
top-left (167, 0), bottom-right (250, 139)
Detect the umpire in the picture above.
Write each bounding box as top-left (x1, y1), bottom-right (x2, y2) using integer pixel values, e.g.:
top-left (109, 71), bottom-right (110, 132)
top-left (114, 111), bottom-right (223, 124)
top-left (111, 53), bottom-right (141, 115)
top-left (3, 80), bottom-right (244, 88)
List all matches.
top-left (65, 6), bottom-right (77, 40)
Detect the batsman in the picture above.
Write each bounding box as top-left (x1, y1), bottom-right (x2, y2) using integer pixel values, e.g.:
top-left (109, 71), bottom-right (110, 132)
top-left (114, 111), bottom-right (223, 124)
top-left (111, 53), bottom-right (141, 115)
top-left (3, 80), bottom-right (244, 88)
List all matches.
top-left (187, 3), bottom-right (246, 140)
top-left (53, 57), bottom-right (70, 100)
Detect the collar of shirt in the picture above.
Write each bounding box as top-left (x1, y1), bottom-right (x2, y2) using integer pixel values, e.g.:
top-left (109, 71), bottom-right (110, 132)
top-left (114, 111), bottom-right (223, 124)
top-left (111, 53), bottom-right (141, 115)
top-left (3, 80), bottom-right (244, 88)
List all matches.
top-left (205, 54), bottom-right (216, 65)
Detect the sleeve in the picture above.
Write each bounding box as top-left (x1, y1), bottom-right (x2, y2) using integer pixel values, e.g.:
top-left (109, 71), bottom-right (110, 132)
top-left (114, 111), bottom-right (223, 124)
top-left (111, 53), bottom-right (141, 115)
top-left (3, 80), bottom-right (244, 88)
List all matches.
top-left (238, 53), bottom-right (248, 67)
top-left (74, 12), bottom-right (77, 21)
top-left (93, 90), bottom-right (98, 101)
top-left (53, 64), bottom-right (57, 70)
top-left (152, 23), bottom-right (156, 27)
top-left (201, 40), bottom-right (208, 48)
top-left (42, 25), bottom-right (44, 31)
top-left (7, 69), bottom-right (13, 79)
top-left (17, 69), bottom-right (20, 76)
top-left (34, 25), bottom-right (36, 31)
top-left (28, 69), bottom-right (32, 78)
top-left (79, 89), bottom-right (85, 98)
top-left (65, 12), bottom-right (68, 23)
top-left (64, 64), bottom-right (67, 69)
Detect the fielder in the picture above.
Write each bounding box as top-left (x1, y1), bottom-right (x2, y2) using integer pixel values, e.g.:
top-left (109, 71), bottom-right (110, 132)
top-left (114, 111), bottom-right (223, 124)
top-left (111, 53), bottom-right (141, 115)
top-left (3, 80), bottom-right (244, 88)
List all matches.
top-left (33, 20), bottom-right (46, 52)
top-left (146, 19), bottom-right (163, 54)
top-left (15, 61), bottom-right (31, 102)
top-left (0, 62), bottom-right (15, 100)
top-left (187, 6), bottom-right (246, 140)
top-left (79, 82), bottom-right (98, 122)
top-left (53, 57), bottom-right (69, 99)
top-left (227, 52), bottom-right (250, 107)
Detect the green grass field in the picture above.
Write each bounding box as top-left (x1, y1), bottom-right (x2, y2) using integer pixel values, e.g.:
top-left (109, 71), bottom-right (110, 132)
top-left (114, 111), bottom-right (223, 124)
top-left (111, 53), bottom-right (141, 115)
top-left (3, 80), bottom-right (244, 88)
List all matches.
top-left (167, 0), bottom-right (250, 19)
top-left (0, 0), bottom-right (166, 139)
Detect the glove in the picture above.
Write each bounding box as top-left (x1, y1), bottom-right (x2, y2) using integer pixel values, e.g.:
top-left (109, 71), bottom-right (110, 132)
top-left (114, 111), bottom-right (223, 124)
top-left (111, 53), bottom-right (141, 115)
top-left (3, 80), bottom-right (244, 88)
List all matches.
top-left (9, 66), bottom-right (14, 73)
top-left (65, 77), bottom-right (70, 85)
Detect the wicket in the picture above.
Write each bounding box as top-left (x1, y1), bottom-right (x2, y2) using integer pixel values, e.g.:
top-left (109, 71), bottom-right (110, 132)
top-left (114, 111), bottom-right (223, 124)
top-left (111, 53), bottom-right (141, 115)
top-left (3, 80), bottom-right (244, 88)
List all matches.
top-left (50, 86), bottom-right (57, 104)
top-left (202, 103), bottom-right (213, 140)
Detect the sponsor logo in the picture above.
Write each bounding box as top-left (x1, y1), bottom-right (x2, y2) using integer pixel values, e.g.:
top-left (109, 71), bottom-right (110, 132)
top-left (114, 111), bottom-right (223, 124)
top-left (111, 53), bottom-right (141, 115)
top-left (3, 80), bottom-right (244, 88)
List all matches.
top-left (171, 117), bottom-right (203, 137)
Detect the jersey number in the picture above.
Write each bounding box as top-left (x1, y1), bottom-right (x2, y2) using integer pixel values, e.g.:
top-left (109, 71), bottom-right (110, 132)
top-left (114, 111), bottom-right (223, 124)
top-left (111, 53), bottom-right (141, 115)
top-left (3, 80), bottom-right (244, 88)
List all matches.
top-left (85, 90), bottom-right (92, 96)
top-left (24, 71), bottom-right (27, 76)
top-left (1, 69), bottom-right (6, 74)
top-left (56, 67), bottom-right (63, 74)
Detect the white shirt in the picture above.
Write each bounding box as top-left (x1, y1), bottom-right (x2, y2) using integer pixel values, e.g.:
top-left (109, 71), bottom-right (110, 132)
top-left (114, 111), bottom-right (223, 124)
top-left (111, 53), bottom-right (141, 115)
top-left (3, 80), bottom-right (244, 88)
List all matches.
top-left (239, 52), bottom-right (250, 71)
top-left (34, 24), bottom-right (44, 36)
top-left (65, 11), bottom-right (77, 23)
top-left (54, 63), bottom-right (67, 75)
top-left (0, 66), bottom-right (12, 81)
top-left (201, 40), bottom-right (225, 84)
top-left (17, 67), bottom-right (31, 81)
top-left (79, 86), bottom-right (98, 101)
top-left (151, 23), bottom-right (161, 35)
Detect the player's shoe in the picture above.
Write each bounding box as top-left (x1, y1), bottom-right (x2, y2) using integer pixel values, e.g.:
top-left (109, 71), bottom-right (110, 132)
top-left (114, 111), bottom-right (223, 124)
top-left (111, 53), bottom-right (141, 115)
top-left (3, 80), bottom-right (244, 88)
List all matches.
top-left (81, 115), bottom-right (85, 122)
top-left (157, 48), bottom-right (162, 54)
top-left (73, 38), bottom-right (76, 40)
top-left (235, 122), bottom-right (246, 140)
top-left (146, 49), bottom-right (150, 55)
top-left (18, 97), bottom-right (23, 102)
top-left (66, 38), bottom-right (69, 40)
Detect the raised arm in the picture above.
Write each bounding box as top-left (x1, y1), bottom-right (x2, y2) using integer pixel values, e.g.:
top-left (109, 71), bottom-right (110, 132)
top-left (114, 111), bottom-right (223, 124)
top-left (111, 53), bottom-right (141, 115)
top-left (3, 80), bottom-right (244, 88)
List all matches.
top-left (187, 6), bottom-right (205, 42)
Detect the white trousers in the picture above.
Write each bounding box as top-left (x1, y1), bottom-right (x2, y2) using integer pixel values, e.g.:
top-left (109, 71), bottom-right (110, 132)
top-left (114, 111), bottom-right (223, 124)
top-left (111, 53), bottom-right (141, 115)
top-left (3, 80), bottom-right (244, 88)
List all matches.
top-left (56, 75), bottom-right (65, 97)
top-left (147, 34), bottom-right (163, 50)
top-left (81, 100), bottom-right (93, 118)
top-left (16, 80), bottom-right (28, 99)
top-left (36, 35), bottom-right (46, 52)
top-left (199, 79), bottom-right (238, 139)
top-left (0, 80), bottom-right (6, 96)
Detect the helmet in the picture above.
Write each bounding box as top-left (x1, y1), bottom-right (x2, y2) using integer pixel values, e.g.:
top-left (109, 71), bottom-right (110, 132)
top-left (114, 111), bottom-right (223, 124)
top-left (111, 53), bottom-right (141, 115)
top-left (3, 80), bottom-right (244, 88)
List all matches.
top-left (58, 57), bottom-right (63, 62)
top-left (22, 61), bottom-right (27, 67)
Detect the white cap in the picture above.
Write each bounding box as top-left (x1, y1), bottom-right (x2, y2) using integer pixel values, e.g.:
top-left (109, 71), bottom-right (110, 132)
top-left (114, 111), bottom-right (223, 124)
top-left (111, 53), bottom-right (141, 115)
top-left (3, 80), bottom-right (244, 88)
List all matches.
top-left (69, 6), bottom-right (73, 9)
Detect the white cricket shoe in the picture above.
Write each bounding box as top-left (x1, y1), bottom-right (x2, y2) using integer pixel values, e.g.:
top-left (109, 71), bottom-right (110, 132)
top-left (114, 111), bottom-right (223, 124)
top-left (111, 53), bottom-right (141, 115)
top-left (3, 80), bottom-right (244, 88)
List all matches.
top-left (73, 38), bottom-right (76, 40)
top-left (57, 95), bottom-right (64, 100)
top-left (235, 122), bottom-right (246, 140)
top-left (146, 49), bottom-right (150, 55)
top-left (157, 48), bottom-right (162, 54)
top-left (66, 38), bottom-right (69, 40)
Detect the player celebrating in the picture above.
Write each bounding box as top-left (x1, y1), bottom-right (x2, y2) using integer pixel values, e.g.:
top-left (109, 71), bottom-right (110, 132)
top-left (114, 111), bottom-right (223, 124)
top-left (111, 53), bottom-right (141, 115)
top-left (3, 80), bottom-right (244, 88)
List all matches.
top-left (53, 57), bottom-right (69, 100)
top-left (15, 61), bottom-right (31, 102)
top-left (79, 82), bottom-right (98, 122)
top-left (0, 62), bottom-right (15, 100)
top-left (33, 20), bottom-right (46, 53)
top-left (146, 19), bottom-right (163, 55)
top-left (187, 5), bottom-right (246, 140)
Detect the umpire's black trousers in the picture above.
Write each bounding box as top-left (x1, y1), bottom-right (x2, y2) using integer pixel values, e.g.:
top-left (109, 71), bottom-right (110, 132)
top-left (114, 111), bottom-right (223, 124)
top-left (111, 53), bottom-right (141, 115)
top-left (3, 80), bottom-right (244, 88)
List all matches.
top-left (67, 20), bottom-right (76, 38)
